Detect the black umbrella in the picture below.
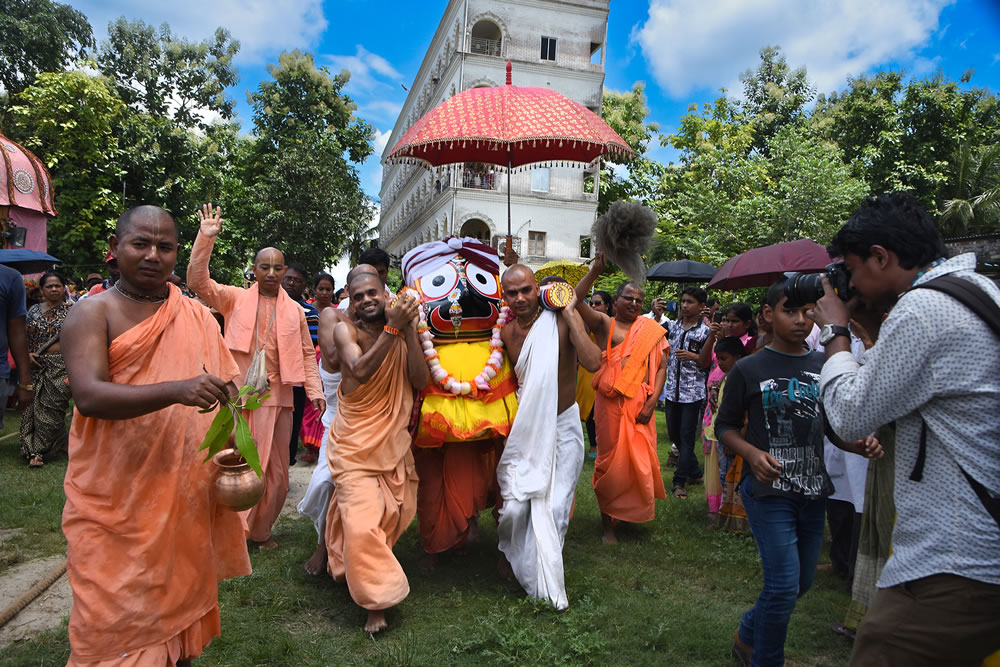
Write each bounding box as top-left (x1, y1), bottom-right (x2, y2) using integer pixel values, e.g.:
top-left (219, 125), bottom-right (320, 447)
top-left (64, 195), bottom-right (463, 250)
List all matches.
top-left (0, 249), bottom-right (62, 274)
top-left (647, 259), bottom-right (717, 282)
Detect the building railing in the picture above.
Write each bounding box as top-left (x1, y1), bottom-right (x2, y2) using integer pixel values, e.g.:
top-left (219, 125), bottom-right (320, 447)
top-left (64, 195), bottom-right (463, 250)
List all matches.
top-left (470, 37), bottom-right (502, 57)
top-left (461, 166), bottom-right (498, 190)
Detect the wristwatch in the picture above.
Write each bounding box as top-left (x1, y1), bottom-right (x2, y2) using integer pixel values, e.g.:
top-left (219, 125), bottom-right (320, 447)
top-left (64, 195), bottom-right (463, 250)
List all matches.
top-left (818, 324), bottom-right (850, 346)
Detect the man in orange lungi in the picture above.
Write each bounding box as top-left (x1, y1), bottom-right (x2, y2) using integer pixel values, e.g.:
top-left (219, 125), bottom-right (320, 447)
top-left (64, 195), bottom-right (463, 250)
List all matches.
top-left (575, 252), bottom-right (669, 544)
top-left (326, 271), bottom-right (429, 632)
top-left (187, 204), bottom-right (324, 550)
top-left (61, 206), bottom-right (251, 665)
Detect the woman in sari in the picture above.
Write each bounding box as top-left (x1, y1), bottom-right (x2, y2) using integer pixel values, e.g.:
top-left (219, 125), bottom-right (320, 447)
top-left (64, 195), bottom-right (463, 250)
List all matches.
top-left (20, 271), bottom-right (73, 467)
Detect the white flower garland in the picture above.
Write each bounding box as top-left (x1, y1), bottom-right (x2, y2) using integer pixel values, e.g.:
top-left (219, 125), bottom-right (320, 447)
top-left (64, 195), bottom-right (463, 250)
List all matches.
top-left (403, 288), bottom-right (511, 396)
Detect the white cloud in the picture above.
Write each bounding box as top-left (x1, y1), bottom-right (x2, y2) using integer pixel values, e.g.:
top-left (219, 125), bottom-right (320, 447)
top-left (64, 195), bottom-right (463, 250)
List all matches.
top-left (373, 128), bottom-right (393, 156)
top-left (634, 0), bottom-right (954, 98)
top-left (70, 0), bottom-right (327, 64)
top-left (326, 45), bottom-right (403, 96)
top-left (357, 100), bottom-right (404, 126)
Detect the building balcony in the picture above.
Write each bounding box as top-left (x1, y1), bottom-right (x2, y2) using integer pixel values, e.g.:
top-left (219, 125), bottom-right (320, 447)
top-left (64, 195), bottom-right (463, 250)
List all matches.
top-left (470, 37), bottom-right (502, 57)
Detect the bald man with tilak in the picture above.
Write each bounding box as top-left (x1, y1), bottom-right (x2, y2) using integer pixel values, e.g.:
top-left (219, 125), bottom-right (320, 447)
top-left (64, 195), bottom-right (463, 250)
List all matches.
top-left (187, 203), bottom-right (323, 551)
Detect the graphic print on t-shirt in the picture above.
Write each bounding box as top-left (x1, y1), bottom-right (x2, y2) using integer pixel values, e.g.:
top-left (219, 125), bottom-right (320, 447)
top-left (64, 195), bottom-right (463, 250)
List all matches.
top-left (759, 372), bottom-right (827, 497)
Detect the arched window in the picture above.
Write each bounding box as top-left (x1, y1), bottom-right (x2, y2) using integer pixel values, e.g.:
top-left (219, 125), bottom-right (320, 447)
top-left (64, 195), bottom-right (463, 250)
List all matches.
top-left (460, 218), bottom-right (491, 244)
top-left (470, 20), bottom-right (502, 57)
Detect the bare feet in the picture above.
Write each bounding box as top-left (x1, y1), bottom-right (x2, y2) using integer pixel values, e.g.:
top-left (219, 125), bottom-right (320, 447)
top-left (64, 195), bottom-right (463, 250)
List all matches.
top-left (420, 552), bottom-right (439, 570)
top-left (28, 455), bottom-right (43, 468)
top-left (497, 554), bottom-right (514, 580)
top-left (601, 513), bottom-right (618, 545)
top-left (365, 609), bottom-right (388, 633)
top-left (254, 538), bottom-right (279, 551)
top-left (467, 515), bottom-right (480, 542)
top-left (304, 543), bottom-right (327, 575)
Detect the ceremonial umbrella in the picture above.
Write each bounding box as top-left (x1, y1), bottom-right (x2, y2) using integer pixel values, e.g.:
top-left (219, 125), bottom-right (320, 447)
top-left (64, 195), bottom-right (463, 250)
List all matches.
top-left (386, 61), bottom-right (634, 240)
top-left (534, 259), bottom-right (588, 286)
top-left (707, 239), bottom-right (833, 290)
top-left (0, 248), bottom-right (61, 274)
top-left (646, 259), bottom-right (717, 283)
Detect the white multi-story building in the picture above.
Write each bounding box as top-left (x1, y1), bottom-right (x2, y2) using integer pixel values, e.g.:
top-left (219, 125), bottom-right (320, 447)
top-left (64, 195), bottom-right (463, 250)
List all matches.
top-left (377, 0), bottom-right (609, 269)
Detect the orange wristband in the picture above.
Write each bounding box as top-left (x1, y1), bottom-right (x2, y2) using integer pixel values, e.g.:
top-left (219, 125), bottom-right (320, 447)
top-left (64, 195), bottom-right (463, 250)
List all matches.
top-left (383, 325), bottom-right (401, 337)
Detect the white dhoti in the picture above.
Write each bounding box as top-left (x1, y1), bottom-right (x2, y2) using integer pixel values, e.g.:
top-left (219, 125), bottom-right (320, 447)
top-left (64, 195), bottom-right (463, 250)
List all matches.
top-left (497, 310), bottom-right (584, 610)
top-left (297, 367), bottom-right (341, 542)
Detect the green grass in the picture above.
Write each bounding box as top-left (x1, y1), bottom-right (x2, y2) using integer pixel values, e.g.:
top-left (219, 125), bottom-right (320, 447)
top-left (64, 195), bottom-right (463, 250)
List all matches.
top-left (0, 411), bottom-right (68, 576)
top-left (0, 411), bottom-right (855, 665)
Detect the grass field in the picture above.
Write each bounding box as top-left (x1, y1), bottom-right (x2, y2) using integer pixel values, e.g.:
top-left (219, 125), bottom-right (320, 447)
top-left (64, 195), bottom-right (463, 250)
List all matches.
top-left (0, 410), bottom-right (855, 666)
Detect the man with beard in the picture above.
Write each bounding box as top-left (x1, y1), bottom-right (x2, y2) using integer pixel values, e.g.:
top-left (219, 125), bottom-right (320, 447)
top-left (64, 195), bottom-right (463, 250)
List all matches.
top-left (497, 269), bottom-right (600, 608)
top-left (575, 253), bottom-right (669, 544)
top-left (298, 264), bottom-right (375, 576)
top-left (325, 270), bottom-right (428, 633)
top-left (60, 206), bottom-right (251, 665)
top-left (187, 203), bottom-right (323, 550)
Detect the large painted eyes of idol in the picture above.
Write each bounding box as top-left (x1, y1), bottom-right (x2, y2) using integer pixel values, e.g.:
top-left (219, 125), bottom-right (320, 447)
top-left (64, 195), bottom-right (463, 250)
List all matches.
top-left (466, 263), bottom-right (501, 300)
top-left (418, 263), bottom-right (459, 300)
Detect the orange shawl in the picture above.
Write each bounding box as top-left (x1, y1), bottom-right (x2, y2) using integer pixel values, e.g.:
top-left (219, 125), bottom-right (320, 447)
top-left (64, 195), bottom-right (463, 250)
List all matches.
top-left (63, 285), bottom-right (251, 662)
top-left (224, 282), bottom-right (306, 385)
top-left (607, 316), bottom-right (668, 399)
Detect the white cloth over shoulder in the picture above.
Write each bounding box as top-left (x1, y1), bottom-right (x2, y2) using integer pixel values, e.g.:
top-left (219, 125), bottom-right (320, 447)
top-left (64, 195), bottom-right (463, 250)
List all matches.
top-left (497, 310), bottom-right (584, 610)
top-left (297, 367), bottom-right (341, 542)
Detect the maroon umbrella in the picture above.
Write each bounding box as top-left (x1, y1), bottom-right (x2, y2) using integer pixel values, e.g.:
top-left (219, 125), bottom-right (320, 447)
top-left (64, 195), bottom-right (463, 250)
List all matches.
top-left (707, 239), bottom-right (833, 290)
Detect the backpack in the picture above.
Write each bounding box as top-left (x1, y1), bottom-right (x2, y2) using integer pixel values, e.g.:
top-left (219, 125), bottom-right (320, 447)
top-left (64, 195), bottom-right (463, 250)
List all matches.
top-left (910, 275), bottom-right (1000, 528)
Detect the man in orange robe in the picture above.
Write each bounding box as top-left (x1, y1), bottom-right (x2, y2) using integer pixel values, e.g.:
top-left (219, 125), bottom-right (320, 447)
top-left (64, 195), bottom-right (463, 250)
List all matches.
top-left (575, 253), bottom-right (669, 544)
top-left (326, 271), bottom-right (429, 633)
top-left (61, 206), bottom-right (251, 665)
top-left (187, 204), bottom-right (324, 550)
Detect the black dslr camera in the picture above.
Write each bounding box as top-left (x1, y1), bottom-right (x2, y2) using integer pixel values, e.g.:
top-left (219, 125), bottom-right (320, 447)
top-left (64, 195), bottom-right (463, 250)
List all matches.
top-left (783, 260), bottom-right (854, 308)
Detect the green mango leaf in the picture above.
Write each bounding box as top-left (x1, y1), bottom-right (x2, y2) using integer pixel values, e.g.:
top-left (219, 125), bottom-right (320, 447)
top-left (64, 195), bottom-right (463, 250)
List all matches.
top-left (236, 384), bottom-right (254, 399)
top-left (234, 411), bottom-right (262, 478)
top-left (199, 406), bottom-right (234, 452)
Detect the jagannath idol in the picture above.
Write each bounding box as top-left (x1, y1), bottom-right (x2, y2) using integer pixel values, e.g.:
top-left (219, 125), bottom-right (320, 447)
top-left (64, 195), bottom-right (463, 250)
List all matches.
top-left (401, 237), bottom-right (518, 561)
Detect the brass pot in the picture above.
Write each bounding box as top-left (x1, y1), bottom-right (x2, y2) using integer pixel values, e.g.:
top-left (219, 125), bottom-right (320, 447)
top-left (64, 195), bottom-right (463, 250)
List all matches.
top-left (213, 448), bottom-right (265, 511)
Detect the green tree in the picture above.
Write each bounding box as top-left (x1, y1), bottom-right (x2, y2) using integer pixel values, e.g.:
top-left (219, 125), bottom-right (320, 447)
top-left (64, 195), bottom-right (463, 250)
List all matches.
top-left (811, 70), bottom-right (1000, 219)
top-left (940, 143), bottom-right (1000, 235)
top-left (97, 19), bottom-right (239, 129)
top-left (598, 83), bottom-right (664, 215)
top-left (9, 67), bottom-right (125, 266)
top-left (238, 50), bottom-right (375, 274)
top-left (93, 20), bottom-right (243, 239)
top-left (0, 0), bottom-right (94, 96)
top-left (739, 46), bottom-right (815, 155)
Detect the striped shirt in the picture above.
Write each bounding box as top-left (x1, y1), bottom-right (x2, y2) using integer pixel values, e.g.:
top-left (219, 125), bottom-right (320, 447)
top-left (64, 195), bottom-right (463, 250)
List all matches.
top-left (298, 299), bottom-right (319, 347)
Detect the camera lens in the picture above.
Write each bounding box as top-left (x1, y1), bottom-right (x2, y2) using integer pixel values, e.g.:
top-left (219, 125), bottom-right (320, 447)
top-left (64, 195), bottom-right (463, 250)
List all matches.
top-left (784, 272), bottom-right (825, 308)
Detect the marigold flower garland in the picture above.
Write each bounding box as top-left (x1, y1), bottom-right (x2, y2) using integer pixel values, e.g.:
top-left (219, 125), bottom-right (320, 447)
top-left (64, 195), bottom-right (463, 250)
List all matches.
top-left (402, 288), bottom-right (511, 396)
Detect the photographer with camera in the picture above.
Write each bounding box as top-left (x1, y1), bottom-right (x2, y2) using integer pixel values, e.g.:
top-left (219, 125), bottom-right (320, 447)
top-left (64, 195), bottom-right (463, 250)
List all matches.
top-left (808, 192), bottom-right (1000, 666)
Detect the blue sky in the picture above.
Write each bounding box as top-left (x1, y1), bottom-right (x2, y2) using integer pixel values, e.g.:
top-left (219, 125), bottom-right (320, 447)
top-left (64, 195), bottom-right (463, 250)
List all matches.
top-left (71, 0), bottom-right (1000, 203)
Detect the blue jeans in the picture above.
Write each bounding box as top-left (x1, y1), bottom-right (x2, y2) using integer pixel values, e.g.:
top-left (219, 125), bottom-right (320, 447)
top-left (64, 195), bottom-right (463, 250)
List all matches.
top-left (738, 476), bottom-right (826, 667)
top-left (665, 399), bottom-right (704, 488)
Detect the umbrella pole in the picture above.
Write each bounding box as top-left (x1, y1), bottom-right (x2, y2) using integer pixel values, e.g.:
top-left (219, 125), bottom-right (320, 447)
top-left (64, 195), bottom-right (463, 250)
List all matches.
top-left (505, 152), bottom-right (512, 255)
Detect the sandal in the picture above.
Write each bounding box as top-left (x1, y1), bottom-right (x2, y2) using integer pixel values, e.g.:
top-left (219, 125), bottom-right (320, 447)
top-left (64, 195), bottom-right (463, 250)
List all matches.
top-left (673, 486), bottom-right (688, 499)
top-left (28, 455), bottom-right (44, 468)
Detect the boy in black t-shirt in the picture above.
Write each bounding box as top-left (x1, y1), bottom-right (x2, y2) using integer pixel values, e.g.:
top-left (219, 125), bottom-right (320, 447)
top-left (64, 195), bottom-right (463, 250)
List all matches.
top-left (715, 280), bottom-right (882, 667)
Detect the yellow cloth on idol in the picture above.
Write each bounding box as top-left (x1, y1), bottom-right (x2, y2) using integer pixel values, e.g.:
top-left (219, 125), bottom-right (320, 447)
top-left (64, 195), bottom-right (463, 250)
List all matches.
top-left (415, 340), bottom-right (518, 447)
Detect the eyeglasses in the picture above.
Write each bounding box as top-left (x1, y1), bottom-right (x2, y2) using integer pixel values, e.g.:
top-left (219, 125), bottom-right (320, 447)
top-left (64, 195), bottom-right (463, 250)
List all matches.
top-left (590, 300), bottom-right (604, 307)
top-left (619, 296), bottom-right (643, 305)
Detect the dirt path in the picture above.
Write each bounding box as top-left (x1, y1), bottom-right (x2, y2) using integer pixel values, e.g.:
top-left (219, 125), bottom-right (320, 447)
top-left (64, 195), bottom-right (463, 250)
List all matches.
top-left (0, 461), bottom-right (316, 649)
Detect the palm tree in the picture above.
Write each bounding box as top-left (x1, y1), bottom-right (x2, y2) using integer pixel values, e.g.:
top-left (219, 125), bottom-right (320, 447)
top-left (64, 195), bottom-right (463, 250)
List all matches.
top-left (941, 143), bottom-right (1000, 236)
